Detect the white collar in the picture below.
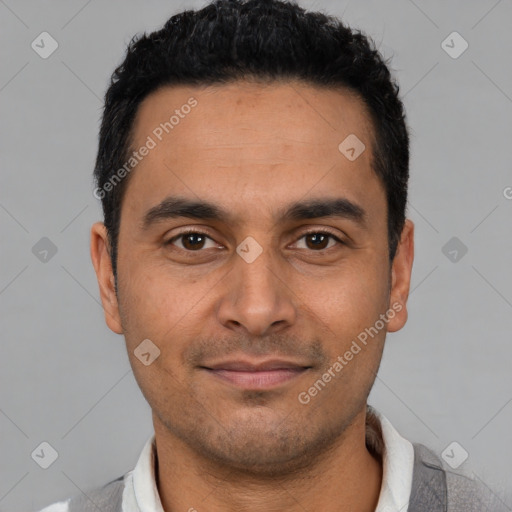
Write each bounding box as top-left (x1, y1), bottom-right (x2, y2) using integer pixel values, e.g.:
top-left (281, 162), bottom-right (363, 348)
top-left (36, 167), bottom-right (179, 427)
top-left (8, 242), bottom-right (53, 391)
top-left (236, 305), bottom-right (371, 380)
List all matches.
top-left (369, 407), bottom-right (415, 511)
top-left (122, 407), bottom-right (414, 512)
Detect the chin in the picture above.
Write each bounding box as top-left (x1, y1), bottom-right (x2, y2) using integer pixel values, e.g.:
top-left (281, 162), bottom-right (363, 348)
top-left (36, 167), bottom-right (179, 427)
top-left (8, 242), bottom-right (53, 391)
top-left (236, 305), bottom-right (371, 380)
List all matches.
top-left (179, 413), bottom-right (344, 477)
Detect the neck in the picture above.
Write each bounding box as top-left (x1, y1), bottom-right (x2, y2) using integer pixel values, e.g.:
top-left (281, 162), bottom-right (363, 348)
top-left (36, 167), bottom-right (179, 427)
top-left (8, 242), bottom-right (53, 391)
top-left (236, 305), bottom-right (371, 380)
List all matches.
top-left (153, 406), bottom-right (383, 512)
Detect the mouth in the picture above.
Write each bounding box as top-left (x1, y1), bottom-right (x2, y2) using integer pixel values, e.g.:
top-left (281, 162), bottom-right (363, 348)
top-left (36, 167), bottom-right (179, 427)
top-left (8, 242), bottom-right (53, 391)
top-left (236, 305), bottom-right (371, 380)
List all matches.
top-left (199, 358), bottom-right (312, 390)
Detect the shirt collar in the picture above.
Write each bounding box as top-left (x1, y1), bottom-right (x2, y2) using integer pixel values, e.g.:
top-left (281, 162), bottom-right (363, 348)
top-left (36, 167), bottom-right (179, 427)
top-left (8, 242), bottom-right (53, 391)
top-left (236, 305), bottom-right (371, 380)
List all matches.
top-left (366, 405), bottom-right (415, 511)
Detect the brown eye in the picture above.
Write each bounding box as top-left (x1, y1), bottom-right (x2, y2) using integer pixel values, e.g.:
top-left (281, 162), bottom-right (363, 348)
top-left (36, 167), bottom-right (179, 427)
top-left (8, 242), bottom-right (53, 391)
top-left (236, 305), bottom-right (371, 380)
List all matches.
top-left (181, 233), bottom-right (206, 250)
top-left (167, 232), bottom-right (217, 251)
top-left (295, 231), bottom-right (343, 251)
top-left (306, 233), bottom-right (329, 250)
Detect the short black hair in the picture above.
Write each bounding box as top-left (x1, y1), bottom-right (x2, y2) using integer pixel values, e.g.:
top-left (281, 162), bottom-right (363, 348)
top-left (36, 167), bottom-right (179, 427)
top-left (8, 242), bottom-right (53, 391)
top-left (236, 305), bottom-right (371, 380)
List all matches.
top-left (94, 0), bottom-right (409, 283)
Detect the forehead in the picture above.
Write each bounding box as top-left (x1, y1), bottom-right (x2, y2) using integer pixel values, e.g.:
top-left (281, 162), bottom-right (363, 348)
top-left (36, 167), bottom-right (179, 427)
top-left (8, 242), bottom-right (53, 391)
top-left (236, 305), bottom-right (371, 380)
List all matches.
top-left (132, 80), bottom-right (374, 153)
top-left (123, 80), bottom-right (383, 224)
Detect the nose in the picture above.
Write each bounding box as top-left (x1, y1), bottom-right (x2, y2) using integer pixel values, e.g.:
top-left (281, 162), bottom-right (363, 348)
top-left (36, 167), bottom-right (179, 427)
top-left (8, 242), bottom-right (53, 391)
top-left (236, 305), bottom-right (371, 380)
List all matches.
top-left (216, 244), bottom-right (297, 337)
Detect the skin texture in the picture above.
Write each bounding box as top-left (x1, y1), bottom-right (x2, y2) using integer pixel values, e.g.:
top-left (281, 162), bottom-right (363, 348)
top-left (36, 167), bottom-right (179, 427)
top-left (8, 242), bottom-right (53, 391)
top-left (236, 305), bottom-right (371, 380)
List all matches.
top-left (90, 80), bottom-right (414, 512)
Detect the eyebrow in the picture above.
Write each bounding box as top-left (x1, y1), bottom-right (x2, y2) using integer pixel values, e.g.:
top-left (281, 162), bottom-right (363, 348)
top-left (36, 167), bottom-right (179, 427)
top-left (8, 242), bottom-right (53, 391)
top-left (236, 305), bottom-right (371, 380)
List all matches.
top-left (141, 195), bottom-right (366, 230)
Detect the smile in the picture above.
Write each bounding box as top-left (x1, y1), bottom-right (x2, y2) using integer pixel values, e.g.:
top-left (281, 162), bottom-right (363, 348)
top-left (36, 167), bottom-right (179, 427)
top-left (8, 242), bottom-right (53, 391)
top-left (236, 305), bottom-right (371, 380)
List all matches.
top-left (200, 358), bottom-right (311, 390)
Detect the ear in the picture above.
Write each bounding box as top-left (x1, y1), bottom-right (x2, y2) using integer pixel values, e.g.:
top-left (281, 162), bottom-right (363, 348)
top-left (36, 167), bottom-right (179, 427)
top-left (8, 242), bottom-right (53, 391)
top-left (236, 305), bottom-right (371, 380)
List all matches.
top-left (386, 219), bottom-right (414, 333)
top-left (90, 222), bottom-right (123, 334)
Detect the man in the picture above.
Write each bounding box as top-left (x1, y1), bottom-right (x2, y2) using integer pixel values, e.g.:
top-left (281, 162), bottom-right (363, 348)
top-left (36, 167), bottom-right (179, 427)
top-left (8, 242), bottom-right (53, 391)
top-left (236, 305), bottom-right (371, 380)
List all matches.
top-left (39, 0), bottom-right (507, 510)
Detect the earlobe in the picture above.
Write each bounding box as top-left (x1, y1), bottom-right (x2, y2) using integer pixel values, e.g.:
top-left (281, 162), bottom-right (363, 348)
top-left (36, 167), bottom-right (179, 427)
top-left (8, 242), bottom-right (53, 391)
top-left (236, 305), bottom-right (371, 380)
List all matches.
top-left (387, 219), bottom-right (414, 333)
top-left (90, 222), bottom-right (124, 334)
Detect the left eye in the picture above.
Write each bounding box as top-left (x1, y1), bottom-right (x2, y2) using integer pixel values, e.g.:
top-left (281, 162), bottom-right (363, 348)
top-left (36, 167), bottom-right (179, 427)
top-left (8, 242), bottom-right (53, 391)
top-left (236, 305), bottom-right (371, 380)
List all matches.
top-left (294, 231), bottom-right (342, 251)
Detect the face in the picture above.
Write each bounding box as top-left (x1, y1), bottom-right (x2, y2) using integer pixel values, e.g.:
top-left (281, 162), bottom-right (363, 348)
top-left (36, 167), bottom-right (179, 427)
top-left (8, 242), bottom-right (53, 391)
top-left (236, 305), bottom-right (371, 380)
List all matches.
top-left (91, 80), bottom-right (414, 475)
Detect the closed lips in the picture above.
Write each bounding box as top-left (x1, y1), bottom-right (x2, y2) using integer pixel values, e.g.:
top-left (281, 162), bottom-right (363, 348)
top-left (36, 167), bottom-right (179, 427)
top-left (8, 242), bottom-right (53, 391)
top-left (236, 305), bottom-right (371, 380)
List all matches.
top-left (202, 360), bottom-right (311, 371)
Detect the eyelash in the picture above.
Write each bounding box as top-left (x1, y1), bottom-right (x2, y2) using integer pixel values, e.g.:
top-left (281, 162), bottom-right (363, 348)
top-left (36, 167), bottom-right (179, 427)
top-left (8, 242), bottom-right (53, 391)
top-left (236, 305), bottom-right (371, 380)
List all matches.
top-left (165, 228), bottom-right (345, 251)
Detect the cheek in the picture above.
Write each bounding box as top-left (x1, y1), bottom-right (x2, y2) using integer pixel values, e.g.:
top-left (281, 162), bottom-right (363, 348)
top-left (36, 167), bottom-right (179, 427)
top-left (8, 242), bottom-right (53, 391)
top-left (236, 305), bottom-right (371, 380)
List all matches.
top-left (303, 265), bottom-right (389, 402)
top-left (305, 257), bottom-right (390, 339)
top-left (116, 262), bottom-right (175, 344)
top-left (116, 260), bottom-right (216, 351)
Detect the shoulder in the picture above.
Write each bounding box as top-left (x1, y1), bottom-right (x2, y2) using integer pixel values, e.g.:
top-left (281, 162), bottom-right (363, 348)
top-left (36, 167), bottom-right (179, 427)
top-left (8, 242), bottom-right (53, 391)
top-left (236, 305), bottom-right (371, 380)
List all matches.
top-left (36, 475), bottom-right (125, 512)
top-left (444, 469), bottom-right (509, 512)
top-left (412, 443), bottom-right (509, 512)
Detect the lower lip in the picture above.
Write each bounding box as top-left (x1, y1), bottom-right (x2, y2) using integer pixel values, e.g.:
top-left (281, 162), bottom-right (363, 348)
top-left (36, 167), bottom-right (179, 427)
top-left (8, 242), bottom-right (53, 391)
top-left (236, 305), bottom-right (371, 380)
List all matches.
top-left (203, 368), bottom-right (308, 389)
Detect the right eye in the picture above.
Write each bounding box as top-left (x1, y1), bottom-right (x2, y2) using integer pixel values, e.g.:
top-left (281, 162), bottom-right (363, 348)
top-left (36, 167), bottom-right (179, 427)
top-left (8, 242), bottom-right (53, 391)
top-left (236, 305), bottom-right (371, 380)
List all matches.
top-left (165, 231), bottom-right (220, 251)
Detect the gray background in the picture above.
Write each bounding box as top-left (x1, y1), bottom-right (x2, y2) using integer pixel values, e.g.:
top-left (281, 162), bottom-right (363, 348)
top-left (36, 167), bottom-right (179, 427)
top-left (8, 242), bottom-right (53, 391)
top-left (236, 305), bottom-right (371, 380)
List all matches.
top-left (1, 0), bottom-right (511, 510)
